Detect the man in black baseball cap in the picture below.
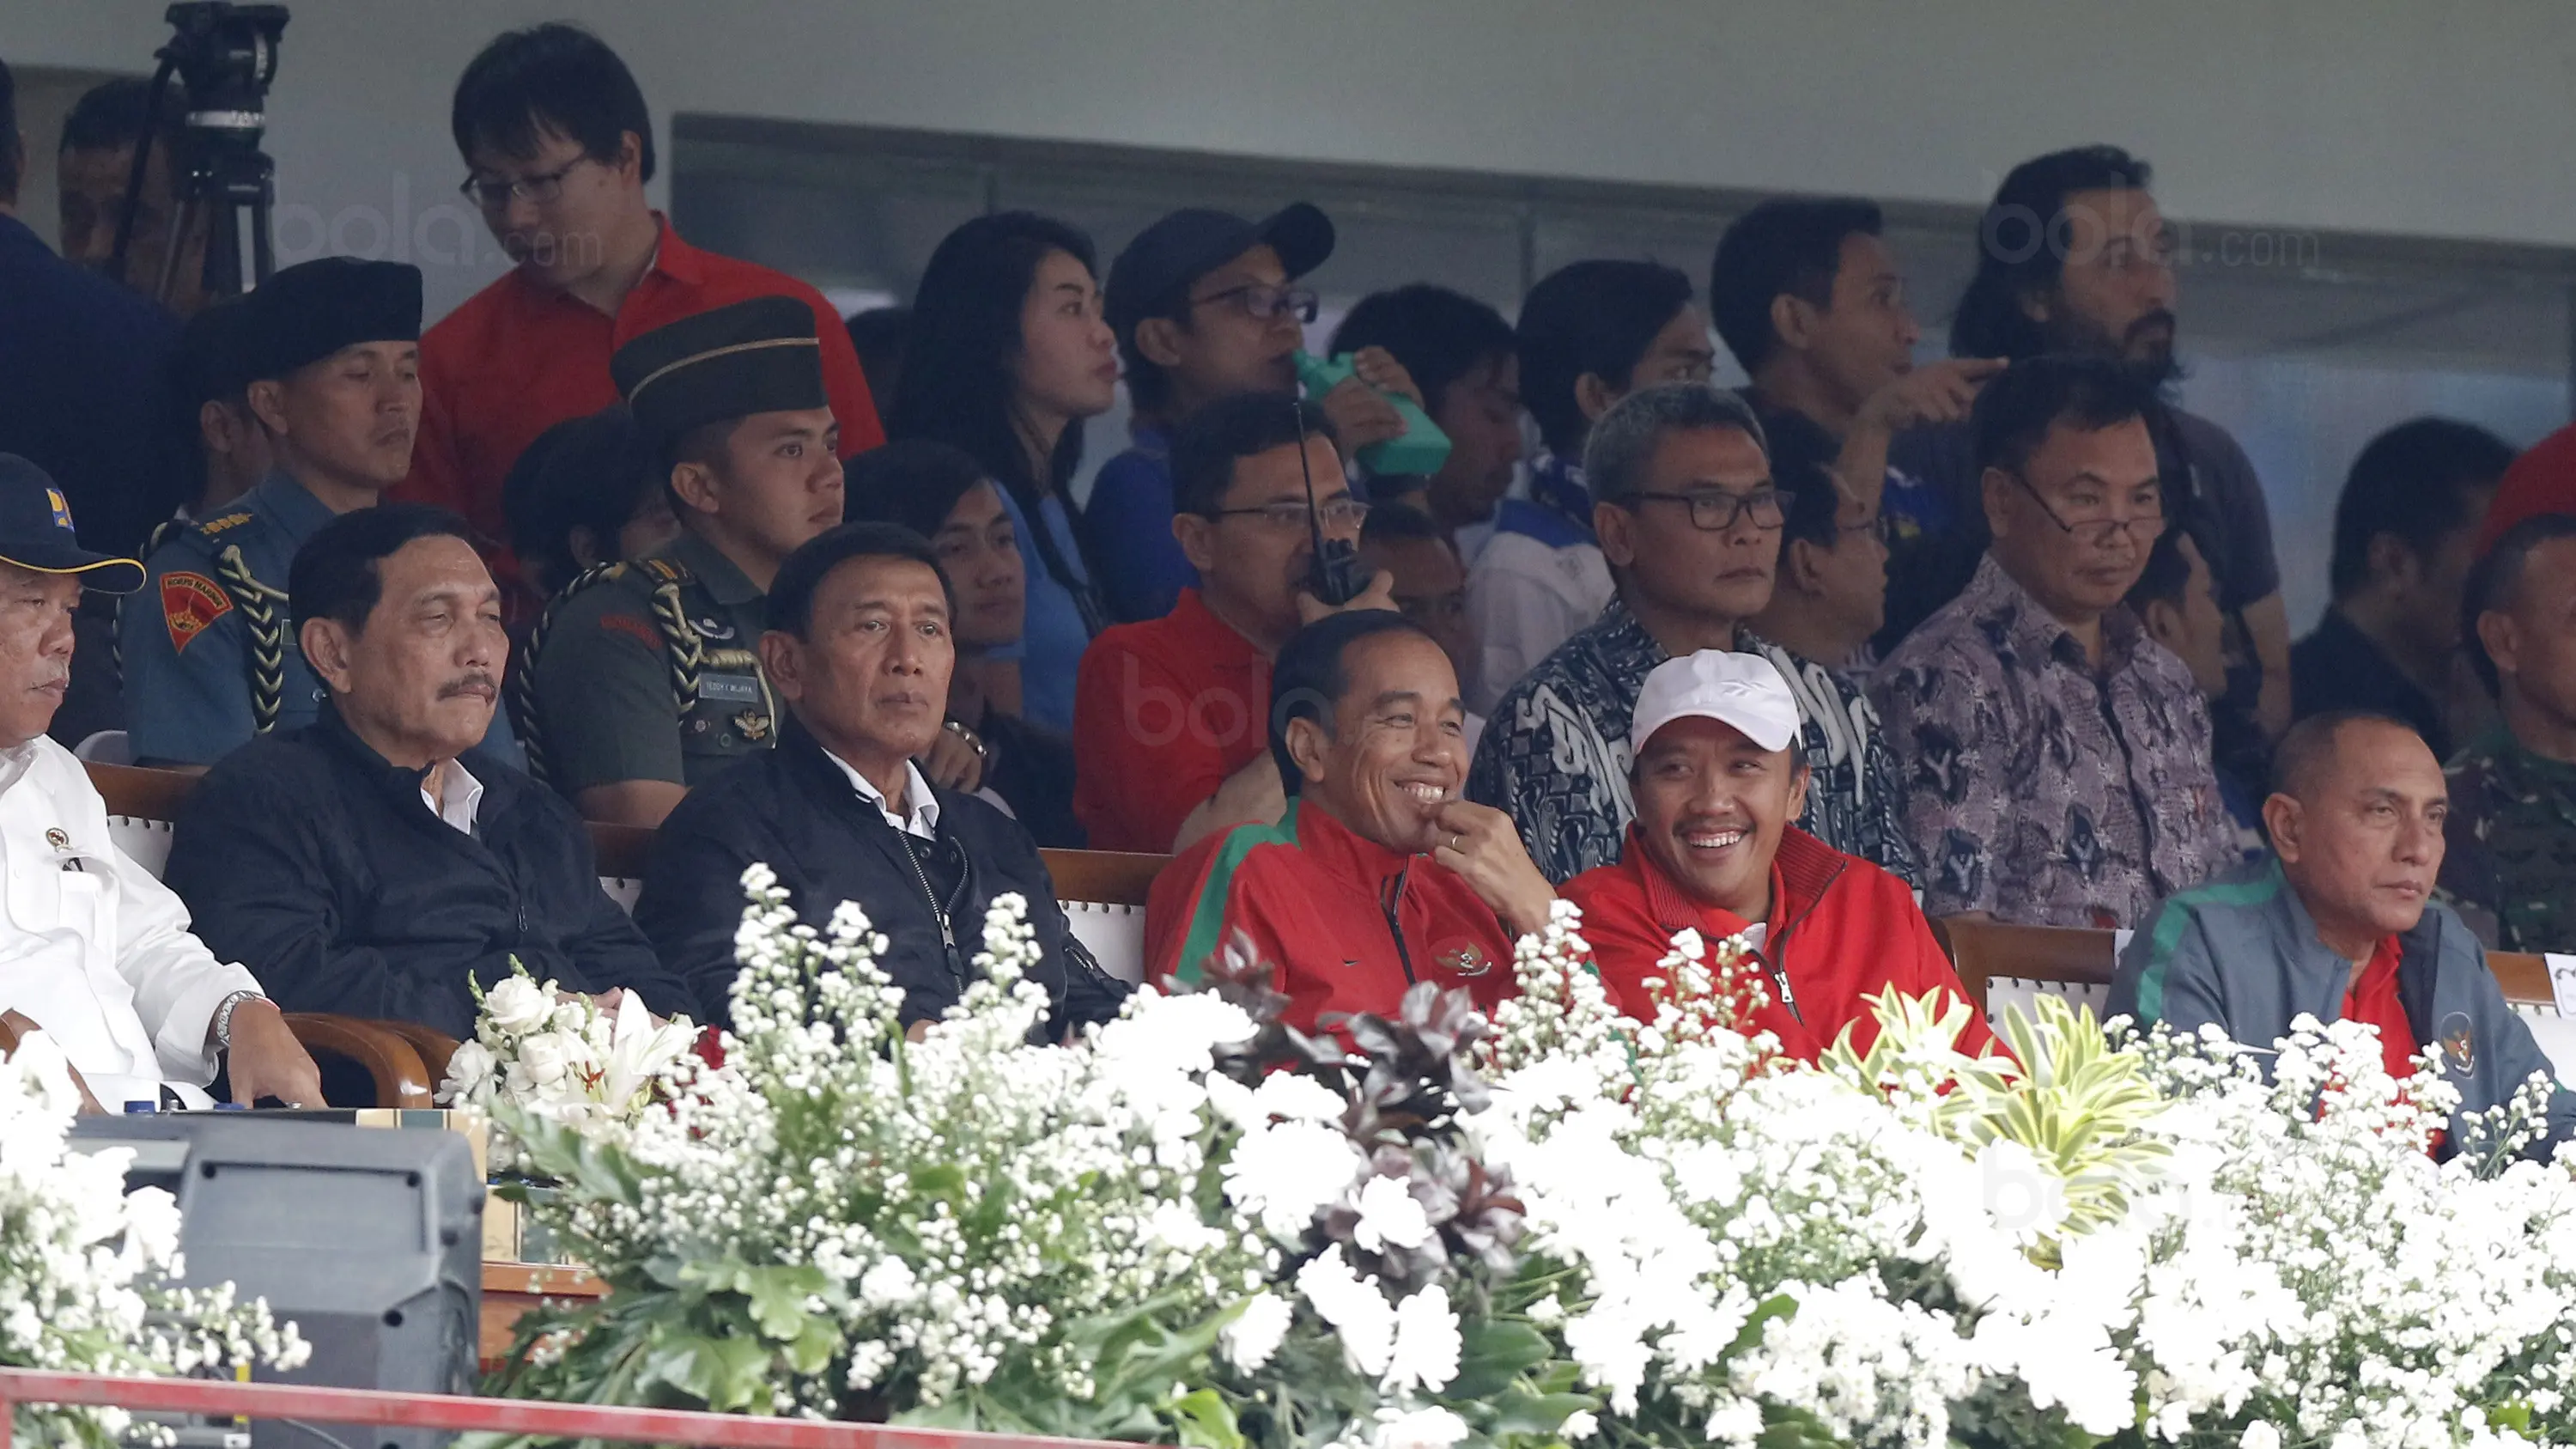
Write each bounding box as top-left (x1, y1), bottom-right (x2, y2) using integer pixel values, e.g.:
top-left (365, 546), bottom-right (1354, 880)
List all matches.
top-left (1086, 202), bottom-right (1423, 623)
top-left (0, 453), bottom-right (326, 1113)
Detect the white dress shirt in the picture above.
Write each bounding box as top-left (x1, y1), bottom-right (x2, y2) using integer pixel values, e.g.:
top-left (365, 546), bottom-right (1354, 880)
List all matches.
top-left (821, 750), bottom-right (941, 841)
top-left (1464, 533), bottom-right (1615, 715)
top-left (422, 757), bottom-right (485, 835)
top-left (0, 735), bottom-right (262, 1107)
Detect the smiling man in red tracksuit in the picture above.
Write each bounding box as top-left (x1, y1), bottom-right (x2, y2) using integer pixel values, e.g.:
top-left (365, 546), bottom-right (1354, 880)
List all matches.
top-left (1564, 649), bottom-right (1998, 1062)
top-left (1146, 611), bottom-right (1553, 1032)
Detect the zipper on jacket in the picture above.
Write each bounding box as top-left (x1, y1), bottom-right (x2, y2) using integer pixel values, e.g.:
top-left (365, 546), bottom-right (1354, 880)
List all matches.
top-left (896, 832), bottom-right (971, 987)
top-left (1380, 866), bottom-right (1417, 984)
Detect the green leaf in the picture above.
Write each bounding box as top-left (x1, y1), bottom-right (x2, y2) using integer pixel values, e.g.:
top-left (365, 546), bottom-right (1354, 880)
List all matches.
top-left (782, 1313), bottom-right (839, 1377)
top-left (744, 1263), bottom-right (829, 1341)
top-left (1163, 1387), bottom-right (1246, 1449)
top-left (1446, 1318), bottom-right (1553, 1399)
top-left (1480, 1389), bottom-right (1598, 1440)
top-left (639, 1330), bottom-right (774, 1413)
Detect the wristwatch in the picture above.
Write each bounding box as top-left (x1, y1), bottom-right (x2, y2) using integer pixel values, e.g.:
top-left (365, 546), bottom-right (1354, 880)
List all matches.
top-left (943, 718), bottom-right (987, 760)
top-left (211, 989), bottom-right (265, 1051)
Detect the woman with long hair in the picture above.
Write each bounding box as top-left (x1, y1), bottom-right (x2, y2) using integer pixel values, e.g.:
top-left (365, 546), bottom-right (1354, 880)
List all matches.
top-left (889, 211), bottom-right (1118, 734)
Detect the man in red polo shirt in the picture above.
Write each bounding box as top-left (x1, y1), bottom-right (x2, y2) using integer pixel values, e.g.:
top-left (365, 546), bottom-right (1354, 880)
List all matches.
top-left (1145, 611), bottom-right (1551, 1032)
top-left (1564, 649), bottom-right (1997, 1063)
top-left (1072, 392), bottom-right (1394, 853)
top-left (403, 24), bottom-right (878, 600)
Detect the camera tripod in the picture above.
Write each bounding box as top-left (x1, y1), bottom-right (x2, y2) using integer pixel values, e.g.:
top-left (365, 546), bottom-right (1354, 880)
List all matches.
top-left (107, 3), bottom-right (290, 306)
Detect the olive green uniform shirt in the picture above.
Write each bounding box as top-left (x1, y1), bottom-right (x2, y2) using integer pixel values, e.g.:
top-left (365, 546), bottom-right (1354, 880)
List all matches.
top-left (526, 529), bottom-right (776, 795)
top-left (2439, 723), bottom-right (2576, 953)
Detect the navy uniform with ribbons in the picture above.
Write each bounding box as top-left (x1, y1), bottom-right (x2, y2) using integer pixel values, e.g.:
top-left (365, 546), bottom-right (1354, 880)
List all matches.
top-left (120, 258), bottom-right (416, 767)
top-left (517, 296), bottom-right (825, 796)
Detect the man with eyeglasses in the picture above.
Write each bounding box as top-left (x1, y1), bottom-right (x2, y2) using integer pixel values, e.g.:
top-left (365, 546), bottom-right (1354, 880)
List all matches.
top-left (1467, 383), bottom-right (1922, 888)
top-left (1087, 204), bottom-right (1421, 624)
top-left (1072, 393), bottom-right (1396, 854)
top-left (401, 24), bottom-right (880, 615)
top-left (1747, 423), bottom-right (1892, 675)
top-left (1872, 355), bottom-right (2235, 928)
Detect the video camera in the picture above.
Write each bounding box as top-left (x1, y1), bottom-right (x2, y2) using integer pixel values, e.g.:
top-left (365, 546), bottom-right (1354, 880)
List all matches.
top-left (109, 2), bottom-right (292, 303)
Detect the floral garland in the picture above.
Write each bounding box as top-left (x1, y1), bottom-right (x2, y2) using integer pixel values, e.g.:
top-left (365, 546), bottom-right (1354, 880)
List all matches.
top-left (476, 872), bottom-right (2576, 1449)
top-left (0, 1034), bottom-right (308, 1448)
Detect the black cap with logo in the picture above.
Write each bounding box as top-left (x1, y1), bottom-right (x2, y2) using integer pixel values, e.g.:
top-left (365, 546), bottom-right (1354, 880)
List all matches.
top-left (0, 456), bottom-right (144, 594)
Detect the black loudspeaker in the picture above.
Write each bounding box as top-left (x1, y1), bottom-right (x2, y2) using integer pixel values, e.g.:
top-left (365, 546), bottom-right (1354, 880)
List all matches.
top-left (70, 1116), bottom-right (483, 1449)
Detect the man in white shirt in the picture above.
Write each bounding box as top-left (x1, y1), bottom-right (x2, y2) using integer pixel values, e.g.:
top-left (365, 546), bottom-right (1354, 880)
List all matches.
top-left (0, 454), bottom-right (321, 1110)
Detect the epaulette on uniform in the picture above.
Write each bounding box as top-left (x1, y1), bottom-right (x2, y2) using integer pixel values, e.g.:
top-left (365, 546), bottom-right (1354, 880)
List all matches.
top-left (513, 557), bottom-right (708, 786)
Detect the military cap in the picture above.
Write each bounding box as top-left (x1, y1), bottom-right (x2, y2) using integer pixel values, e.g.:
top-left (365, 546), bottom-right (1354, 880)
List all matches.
top-left (611, 295), bottom-right (826, 446)
top-left (244, 256), bottom-right (424, 381)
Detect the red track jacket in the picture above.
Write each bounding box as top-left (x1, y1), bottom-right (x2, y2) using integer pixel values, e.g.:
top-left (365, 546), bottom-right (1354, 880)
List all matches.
top-left (1146, 799), bottom-right (1518, 1034)
top-left (1562, 824), bottom-right (1999, 1063)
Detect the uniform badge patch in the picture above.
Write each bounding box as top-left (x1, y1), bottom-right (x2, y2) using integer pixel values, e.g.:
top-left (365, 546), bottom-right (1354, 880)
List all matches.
top-left (734, 709), bottom-right (772, 742)
top-left (45, 489), bottom-right (73, 532)
top-left (160, 571), bottom-right (231, 653)
top-left (1433, 938), bottom-right (1495, 978)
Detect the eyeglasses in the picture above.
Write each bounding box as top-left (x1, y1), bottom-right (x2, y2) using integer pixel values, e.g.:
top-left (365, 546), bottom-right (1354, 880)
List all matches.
top-left (1626, 487), bottom-right (1786, 534)
top-left (459, 156), bottom-right (597, 211)
top-left (1190, 282), bottom-right (1320, 326)
top-left (2008, 471), bottom-right (2165, 545)
top-left (1836, 512), bottom-right (1893, 547)
top-left (1207, 498), bottom-right (1370, 532)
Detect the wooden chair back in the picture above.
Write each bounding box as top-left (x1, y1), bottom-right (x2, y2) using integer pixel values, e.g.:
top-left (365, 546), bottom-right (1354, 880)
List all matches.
top-left (283, 1014), bottom-right (437, 1108)
top-left (1929, 916), bottom-right (2119, 1016)
top-left (2491, 951), bottom-right (2555, 1010)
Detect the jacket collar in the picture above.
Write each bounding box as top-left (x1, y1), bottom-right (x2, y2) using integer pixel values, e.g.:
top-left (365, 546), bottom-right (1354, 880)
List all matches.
top-left (247, 468), bottom-right (341, 544)
top-left (776, 715), bottom-right (956, 836)
top-left (313, 702), bottom-right (513, 825)
top-left (666, 527), bottom-right (764, 606)
top-left (1287, 795), bottom-right (1418, 886)
top-left (1624, 822), bottom-right (1845, 941)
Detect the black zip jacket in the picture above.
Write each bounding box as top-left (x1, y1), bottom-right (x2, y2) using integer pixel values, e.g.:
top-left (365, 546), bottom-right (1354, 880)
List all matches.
top-left (163, 706), bottom-right (689, 1038)
top-left (634, 719), bottom-right (1129, 1034)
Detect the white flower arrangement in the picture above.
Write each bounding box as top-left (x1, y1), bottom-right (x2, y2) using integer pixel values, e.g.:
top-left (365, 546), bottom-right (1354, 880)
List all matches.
top-left (0, 1033), bottom-right (308, 1447)
top-left (470, 878), bottom-right (2576, 1449)
top-left (436, 963), bottom-right (701, 1156)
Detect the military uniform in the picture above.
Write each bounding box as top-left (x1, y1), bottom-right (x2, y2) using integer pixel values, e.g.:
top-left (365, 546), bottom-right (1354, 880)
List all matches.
top-left (121, 472), bottom-right (332, 765)
top-left (2439, 725), bottom-right (2576, 953)
top-left (519, 529), bottom-right (775, 793)
top-left (513, 294), bottom-right (828, 801)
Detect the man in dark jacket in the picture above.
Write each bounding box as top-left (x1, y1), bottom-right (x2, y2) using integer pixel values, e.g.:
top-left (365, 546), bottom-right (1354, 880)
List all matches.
top-left (165, 505), bottom-right (686, 1039)
top-left (635, 522), bottom-right (1127, 1036)
top-left (2111, 709), bottom-right (2576, 1160)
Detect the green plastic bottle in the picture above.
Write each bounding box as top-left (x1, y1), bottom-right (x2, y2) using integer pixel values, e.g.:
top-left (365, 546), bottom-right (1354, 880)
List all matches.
top-left (1293, 351), bottom-right (1454, 478)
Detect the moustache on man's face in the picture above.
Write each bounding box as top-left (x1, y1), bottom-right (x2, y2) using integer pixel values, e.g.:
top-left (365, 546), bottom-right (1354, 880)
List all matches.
top-left (440, 672), bottom-right (501, 701)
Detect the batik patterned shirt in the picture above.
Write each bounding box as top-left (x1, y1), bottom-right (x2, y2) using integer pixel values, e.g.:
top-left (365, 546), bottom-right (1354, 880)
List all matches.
top-left (2439, 726), bottom-right (2576, 953)
top-left (1466, 598), bottom-right (1923, 887)
top-left (1869, 553), bottom-right (2236, 928)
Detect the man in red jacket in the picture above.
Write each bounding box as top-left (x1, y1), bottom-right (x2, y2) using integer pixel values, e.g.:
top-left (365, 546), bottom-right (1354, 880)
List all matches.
top-left (1563, 649), bottom-right (1997, 1062)
top-left (1146, 610), bottom-right (1552, 1033)
top-left (404, 25), bottom-right (879, 607)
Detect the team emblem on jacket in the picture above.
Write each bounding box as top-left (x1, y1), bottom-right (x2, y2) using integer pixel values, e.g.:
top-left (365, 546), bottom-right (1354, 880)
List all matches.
top-left (2439, 1012), bottom-right (2476, 1076)
top-left (160, 571), bottom-right (231, 652)
top-left (44, 828), bottom-right (67, 849)
top-left (1434, 939), bottom-right (1493, 977)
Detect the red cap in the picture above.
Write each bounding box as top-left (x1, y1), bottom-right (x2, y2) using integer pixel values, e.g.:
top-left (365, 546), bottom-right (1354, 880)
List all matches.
top-left (2478, 421), bottom-right (2576, 557)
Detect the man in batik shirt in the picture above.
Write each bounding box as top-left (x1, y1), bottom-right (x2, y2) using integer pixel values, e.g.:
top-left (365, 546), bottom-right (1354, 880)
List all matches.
top-left (1872, 356), bottom-right (2233, 928)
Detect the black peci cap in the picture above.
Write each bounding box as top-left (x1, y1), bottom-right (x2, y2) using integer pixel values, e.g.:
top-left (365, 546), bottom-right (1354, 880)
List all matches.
top-left (611, 295), bottom-right (827, 446)
top-left (244, 257), bottom-right (423, 381)
top-left (172, 295), bottom-right (264, 409)
top-left (0, 456), bottom-right (144, 594)
top-left (1104, 202), bottom-right (1334, 343)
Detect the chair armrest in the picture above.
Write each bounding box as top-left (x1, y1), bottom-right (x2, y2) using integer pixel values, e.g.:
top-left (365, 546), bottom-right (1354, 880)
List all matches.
top-left (0, 1012), bottom-right (21, 1059)
top-left (283, 1013), bottom-right (435, 1108)
top-left (377, 1020), bottom-right (463, 1090)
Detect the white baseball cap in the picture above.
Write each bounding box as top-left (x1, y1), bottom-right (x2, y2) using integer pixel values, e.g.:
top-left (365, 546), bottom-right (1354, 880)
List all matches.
top-left (1628, 650), bottom-right (1801, 757)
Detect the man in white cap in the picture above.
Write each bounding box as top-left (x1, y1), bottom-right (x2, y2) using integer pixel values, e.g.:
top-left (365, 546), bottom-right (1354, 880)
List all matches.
top-left (1562, 649), bottom-right (1997, 1063)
